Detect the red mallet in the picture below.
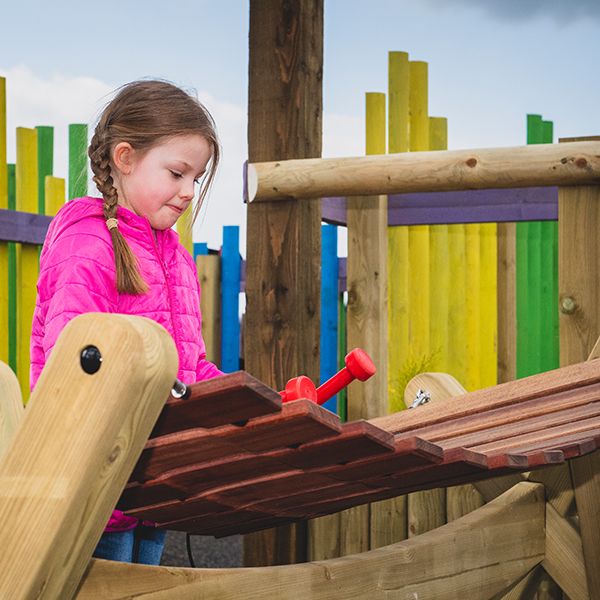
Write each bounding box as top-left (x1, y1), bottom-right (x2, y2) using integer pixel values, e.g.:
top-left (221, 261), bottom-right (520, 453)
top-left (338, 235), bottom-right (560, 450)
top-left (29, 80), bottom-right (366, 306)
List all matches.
top-left (316, 348), bottom-right (376, 404)
top-left (279, 348), bottom-right (376, 404)
top-left (279, 375), bottom-right (317, 403)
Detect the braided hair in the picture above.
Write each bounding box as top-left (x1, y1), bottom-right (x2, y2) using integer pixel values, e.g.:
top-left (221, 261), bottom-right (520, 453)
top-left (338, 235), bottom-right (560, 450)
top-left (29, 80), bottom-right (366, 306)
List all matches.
top-left (88, 79), bottom-right (220, 295)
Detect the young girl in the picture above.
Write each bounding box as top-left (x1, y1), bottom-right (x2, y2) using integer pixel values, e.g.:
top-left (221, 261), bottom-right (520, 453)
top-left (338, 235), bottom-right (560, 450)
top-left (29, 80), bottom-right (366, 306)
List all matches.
top-left (30, 79), bottom-right (223, 565)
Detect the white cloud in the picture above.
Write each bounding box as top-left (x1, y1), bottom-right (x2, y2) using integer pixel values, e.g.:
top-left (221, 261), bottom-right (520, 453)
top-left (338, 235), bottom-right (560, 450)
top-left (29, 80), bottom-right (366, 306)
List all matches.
top-left (0, 65), bottom-right (362, 257)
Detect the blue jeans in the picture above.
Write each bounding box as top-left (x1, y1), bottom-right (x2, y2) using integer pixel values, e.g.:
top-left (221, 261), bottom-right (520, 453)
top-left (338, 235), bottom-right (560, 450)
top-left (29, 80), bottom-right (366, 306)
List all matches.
top-left (93, 525), bottom-right (166, 565)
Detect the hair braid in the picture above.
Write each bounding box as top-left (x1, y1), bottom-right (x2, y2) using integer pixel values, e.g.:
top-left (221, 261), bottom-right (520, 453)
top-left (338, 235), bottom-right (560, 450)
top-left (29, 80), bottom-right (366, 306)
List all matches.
top-left (88, 131), bottom-right (148, 295)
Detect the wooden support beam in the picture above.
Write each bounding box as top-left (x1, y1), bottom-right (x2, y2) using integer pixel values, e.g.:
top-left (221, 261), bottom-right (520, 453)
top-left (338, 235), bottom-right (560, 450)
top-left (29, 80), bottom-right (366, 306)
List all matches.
top-left (0, 314), bottom-right (177, 600)
top-left (77, 482), bottom-right (545, 600)
top-left (0, 359), bottom-right (23, 458)
top-left (558, 136), bottom-right (600, 598)
top-left (244, 0), bottom-right (323, 567)
top-left (247, 141), bottom-right (600, 202)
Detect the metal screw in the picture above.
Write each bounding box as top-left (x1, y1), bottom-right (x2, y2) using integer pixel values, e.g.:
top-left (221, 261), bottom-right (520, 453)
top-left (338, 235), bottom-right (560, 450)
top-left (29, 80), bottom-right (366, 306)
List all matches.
top-left (80, 345), bottom-right (102, 374)
top-left (409, 388), bottom-right (431, 409)
top-left (560, 296), bottom-right (577, 314)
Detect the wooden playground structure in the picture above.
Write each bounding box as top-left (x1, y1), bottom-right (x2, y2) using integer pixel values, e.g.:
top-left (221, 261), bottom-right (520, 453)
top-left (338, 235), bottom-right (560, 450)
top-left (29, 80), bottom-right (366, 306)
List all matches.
top-left (2, 1), bottom-right (600, 598)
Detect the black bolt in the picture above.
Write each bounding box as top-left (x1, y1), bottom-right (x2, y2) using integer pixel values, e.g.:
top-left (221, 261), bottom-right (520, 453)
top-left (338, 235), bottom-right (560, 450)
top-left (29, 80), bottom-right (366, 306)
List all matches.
top-left (80, 345), bottom-right (102, 374)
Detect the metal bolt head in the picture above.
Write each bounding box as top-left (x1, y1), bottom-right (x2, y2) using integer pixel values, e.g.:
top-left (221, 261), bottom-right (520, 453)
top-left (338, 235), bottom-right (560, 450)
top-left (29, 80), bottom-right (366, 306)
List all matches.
top-left (560, 296), bottom-right (577, 315)
top-left (80, 345), bottom-right (102, 374)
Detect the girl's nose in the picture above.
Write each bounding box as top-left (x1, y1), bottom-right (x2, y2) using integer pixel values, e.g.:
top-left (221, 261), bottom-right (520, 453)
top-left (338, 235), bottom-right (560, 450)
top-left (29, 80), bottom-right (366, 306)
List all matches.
top-left (181, 179), bottom-right (195, 200)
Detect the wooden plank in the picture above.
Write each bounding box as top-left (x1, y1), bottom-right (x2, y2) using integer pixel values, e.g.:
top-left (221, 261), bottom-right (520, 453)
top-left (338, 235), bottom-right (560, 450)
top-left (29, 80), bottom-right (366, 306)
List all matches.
top-left (344, 89), bottom-right (388, 558)
top-left (68, 123), bottom-right (87, 200)
top-left (78, 482), bottom-right (545, 600)
top-left (247, 141), bottom-right (600, 202)
top-left (382, 50), bottom-right (410, 554)
top-left (0, 314), bottom-right (178, 600)
top-left (370, 358), bottom-right (600, 434)
top-left (44, 176), bottom-right (65, 217)
top-left (150, 371), bottom-right (282, 435)
top-left (0, 78), bottom-right (7, 366)
top-left (15, 127), bottom-right (38, 401)
top-left (36, 125), bottom-right (53, 215)
top-left (197, 253), bottom-right (221, 365)
top-left (320, 224), bottom-right (339, 414)
top-left (497, 221), bottom-right (517, 383)
top-left (221, 225), bottom-right (241, 372)
top-left (570, 450), bottom-right (600, 599)
top-left (558, 135), bottom-right (600, 599)
top-left (543, 503), bottom-right (589, 600)
top-left (134, 399), bottom-right (341, 481)
top-left (244, 0), bottom-right (323, 567)
top-left (0, 359), bottom-right (23, 458)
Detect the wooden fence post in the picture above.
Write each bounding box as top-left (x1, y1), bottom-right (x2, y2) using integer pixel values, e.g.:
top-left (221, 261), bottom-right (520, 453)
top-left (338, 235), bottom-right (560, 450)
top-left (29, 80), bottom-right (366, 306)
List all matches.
top-left (244, 0), bottom-right (323, 566)
top-left (558, 134), bottom-right (600, 599)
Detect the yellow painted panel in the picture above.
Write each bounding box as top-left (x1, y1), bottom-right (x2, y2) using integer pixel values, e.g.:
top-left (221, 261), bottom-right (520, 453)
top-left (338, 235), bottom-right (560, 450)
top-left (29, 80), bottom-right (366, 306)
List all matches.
top-left (408, 62), bottom-right (428, 152)
top-left (448, 224), bottom-right (467, 384)
top-left (479, 222), bottom-right (498, 387)
top-left (0, 77), bottom-right (7, 364)
top-left (387, 53), bottom-right (410, 411)
top-left (16, 127), bottom-right (38, 401)
top-left (388, 226), bottom-right (409, 411)
top-left (45, 176), bottom-right (65, 217)
top-left (388, 52), bottom-right (409, 154)
top-left (465, 223), bottom-right (481, 391)
top-left (428, 117), bottom-right (448, 373)
top-left (177, 204), bottom-right (193, 256)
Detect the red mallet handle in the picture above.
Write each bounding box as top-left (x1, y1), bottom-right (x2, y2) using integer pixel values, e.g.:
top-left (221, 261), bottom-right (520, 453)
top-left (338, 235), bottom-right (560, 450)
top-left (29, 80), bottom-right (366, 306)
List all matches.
top-left (280, 375), bottom-right (318, 403)
top-left (316, 348), bottom-right (376, 405)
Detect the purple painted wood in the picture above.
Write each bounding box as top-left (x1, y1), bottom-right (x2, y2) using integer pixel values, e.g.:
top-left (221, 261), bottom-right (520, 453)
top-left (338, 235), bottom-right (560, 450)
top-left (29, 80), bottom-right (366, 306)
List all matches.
top-left (322, 187), bottom-right (558, 226)
top-left (0, 209), bottom-right (51, 244)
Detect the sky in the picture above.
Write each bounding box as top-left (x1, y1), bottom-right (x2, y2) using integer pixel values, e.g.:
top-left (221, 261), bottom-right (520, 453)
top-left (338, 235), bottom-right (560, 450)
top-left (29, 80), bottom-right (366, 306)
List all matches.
top-left (1, 0), bottom-right (599, 254)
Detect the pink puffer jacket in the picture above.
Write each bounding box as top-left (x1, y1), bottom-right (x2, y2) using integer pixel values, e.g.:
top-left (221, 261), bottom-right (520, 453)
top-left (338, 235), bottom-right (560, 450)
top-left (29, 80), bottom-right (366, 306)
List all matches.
top-left (31, 196), bottom-right (222, 531)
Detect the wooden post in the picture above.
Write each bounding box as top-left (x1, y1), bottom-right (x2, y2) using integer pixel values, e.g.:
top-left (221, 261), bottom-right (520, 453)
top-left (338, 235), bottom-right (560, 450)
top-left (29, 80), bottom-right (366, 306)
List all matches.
top-left (0, 360), bottom-right (23, 458)
top-left (0, 314), bottom-right (178, 600)
top-left (558, 135), bottom-right (600, 599)
top-left (244, 0), bottom-right (323, 566)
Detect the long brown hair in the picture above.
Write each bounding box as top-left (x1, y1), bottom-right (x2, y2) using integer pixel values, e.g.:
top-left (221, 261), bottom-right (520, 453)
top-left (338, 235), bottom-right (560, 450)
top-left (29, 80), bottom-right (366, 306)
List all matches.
top-left (88, 79), bottom-right (220, 294)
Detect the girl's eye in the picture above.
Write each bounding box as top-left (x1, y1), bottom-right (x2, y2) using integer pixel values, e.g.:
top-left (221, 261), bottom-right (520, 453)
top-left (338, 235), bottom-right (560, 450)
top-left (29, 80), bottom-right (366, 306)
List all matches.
top-left (169, 170), bottom-right (183, 178)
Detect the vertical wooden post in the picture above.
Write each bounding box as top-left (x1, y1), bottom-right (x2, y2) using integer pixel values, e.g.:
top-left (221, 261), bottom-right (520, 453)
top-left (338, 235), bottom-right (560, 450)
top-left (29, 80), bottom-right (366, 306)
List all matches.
top-left (244, 0), bottom-right (323, 567)
top-left (342, 91), bottom-right (388, 555)
top-left (558, 135), bottom-right (600, 599)
top-left (0, 77), bottom-right (7, 366)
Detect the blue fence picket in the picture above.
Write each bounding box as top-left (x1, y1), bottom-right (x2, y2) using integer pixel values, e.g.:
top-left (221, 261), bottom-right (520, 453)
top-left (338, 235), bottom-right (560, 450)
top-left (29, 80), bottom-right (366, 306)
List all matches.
top-left (320, 224), bottom-right (339, 413)
top-left (220, 226), bottom-right (240, 372)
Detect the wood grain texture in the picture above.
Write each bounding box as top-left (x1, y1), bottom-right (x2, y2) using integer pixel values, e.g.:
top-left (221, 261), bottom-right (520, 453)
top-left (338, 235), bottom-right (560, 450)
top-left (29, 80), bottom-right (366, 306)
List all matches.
top-left (76, 482), bottom-right (546, 600)
top-left (248, 141), bottom-right (600, 202)
top-left (0, 360), bottom-right (23, 458)
top-left (0, 314), bottom-right (178, 600)
top-left (244, 0), bottom-right (323, 567)
top-left (150, 371), bottom-right (282, 435)
top-left (196, 254), bottom-right (221, 365)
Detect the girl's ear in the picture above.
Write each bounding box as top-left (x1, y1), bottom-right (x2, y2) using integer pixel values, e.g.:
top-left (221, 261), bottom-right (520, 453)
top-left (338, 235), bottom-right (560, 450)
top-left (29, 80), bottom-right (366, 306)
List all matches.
top-left (112, 142), bottom-right (136, 175)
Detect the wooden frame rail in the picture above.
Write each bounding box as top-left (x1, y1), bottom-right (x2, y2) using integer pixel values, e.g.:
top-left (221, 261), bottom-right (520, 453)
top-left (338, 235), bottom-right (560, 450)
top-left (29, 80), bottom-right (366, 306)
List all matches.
top-left (246, 141), bottom-right (600, 202)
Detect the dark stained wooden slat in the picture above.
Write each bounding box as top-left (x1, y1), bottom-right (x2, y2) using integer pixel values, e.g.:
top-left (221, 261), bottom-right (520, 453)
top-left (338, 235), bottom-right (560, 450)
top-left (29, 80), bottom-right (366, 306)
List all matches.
top-left (469, 418), bottom-right (600, 455)
top-left (150, 371), bottom-right (282, 436)
top-left (122, 420), bottom-right (395, 511)
top-left (370, 360), bottom-right (600, 435)
top-left (434, 398), bottom-right (600, 449)
top-left (131, 399), bottom-right (342, 482)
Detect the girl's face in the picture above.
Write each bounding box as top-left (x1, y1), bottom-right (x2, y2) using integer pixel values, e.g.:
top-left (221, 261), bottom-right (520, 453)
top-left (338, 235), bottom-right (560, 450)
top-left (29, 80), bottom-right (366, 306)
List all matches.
top-left (113, 134), bottom-right (212, 230)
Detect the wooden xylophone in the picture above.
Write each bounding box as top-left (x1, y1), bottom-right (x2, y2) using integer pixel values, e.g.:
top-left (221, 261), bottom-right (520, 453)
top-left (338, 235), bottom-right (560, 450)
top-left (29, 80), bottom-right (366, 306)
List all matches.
top-left (118, 359), bottom-right (600, 538)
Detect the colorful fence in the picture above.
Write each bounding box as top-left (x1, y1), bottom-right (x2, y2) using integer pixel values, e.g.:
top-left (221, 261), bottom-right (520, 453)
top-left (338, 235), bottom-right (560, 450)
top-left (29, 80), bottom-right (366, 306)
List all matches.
top-left (1, 64), bottom-right (560, 414)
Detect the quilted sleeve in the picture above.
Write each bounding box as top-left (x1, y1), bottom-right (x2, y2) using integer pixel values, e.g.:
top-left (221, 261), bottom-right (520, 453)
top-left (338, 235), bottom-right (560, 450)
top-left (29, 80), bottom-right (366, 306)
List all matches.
top-left (30, 231), bottom-right (118, 389)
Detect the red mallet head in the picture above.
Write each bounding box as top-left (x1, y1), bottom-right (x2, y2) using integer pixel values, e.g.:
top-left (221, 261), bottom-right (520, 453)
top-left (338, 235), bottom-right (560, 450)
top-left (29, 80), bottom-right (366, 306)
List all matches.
top-left (280, 375), bottom-right (318, 403)
top-left (345, 348), bottom-right (376, 381)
